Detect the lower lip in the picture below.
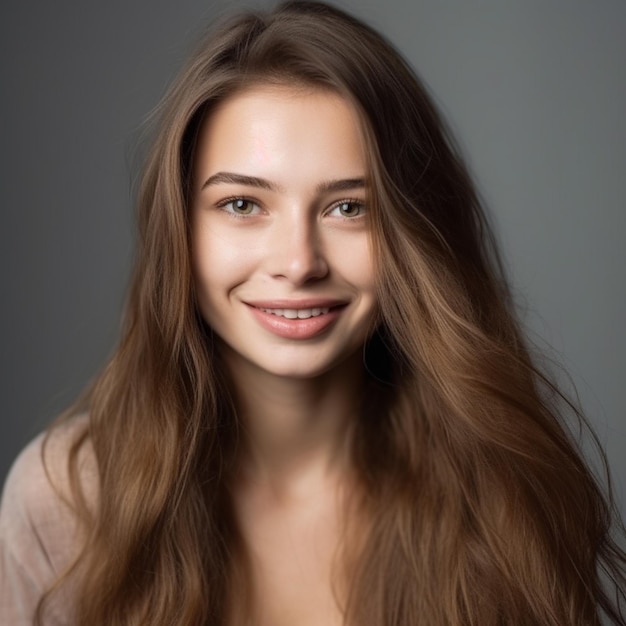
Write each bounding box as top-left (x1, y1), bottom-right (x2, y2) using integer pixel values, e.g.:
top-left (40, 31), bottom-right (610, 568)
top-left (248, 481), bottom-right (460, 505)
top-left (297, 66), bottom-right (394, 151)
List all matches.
top-left (247, 305), bottom-right (344, 339)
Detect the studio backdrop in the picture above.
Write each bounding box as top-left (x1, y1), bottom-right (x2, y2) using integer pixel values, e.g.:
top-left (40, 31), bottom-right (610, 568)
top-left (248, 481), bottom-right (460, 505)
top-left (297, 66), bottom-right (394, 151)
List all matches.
top-left (1, 0), bottom-right (624, 519)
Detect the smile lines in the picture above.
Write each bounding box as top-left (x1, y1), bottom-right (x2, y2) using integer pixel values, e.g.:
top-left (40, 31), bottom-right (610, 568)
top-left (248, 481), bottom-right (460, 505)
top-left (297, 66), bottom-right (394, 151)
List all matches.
top-left (258, 306), bottom-right (331, 319)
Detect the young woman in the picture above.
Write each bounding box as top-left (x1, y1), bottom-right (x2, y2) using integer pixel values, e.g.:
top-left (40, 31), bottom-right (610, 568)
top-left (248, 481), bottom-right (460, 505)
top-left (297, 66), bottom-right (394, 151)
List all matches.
top-left (1, 1), bottom-right (624, 624)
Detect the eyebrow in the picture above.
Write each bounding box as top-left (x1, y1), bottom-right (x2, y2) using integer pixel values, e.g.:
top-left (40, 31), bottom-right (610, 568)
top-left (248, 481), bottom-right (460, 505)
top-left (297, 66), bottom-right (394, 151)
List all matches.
top-left (201, 171), bottom-right (366, 194)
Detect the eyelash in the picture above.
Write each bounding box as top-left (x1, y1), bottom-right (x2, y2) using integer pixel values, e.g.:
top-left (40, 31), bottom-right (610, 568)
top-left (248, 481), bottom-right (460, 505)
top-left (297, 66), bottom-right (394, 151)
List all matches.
top-left (215, 196), bottom-right (367, 219)
top-left (216, 196), bottom-right (262, 218)
top-left (326, 198), bottom-right (366, 219)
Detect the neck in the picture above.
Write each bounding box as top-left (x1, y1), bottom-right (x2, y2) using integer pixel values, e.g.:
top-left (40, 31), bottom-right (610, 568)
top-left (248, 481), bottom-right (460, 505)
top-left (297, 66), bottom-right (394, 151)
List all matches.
top-left (223, 349), bottom-right (365, 497)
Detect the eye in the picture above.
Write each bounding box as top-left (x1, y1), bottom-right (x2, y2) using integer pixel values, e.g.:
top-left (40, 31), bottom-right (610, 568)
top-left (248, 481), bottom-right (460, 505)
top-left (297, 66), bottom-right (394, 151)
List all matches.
top-left (218, 197), bottom-right (261, 216)
top-left (327, 200), bottom-right (366, 218)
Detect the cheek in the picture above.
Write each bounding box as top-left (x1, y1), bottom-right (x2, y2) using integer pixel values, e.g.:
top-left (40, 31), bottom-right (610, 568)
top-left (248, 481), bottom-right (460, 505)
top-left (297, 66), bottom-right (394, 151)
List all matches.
top-left (354, 249), bottom-right (376, 289)
top-left (194, 224), bottom-right (238, 272)
top-left (348, 238), bottom-right (378, 322)
top-left (192, 223), bottom-right (258, 311)
top-left (328, 233), bottom-right (376, 291)
top-left (192, 226), bottom-right (228, 314)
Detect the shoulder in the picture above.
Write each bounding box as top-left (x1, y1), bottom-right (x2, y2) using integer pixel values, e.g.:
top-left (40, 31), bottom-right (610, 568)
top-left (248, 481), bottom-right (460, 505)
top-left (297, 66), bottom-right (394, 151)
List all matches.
top-left (0, 415), bottom-right (96, 623)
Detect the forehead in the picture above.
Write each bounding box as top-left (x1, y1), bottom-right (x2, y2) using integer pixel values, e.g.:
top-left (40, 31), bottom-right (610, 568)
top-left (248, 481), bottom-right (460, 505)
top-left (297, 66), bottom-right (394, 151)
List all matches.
top-left (192, 84), bottom-right (367, 190)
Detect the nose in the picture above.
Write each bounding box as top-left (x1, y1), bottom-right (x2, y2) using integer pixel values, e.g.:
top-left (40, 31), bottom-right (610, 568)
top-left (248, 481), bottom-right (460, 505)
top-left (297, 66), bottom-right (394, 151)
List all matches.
top-left (267, 211), bottom-right (329, 285)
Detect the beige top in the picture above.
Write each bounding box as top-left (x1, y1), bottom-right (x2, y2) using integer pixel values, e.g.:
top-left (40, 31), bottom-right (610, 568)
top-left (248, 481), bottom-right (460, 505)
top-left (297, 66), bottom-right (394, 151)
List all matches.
top-left (0, 419), bottom-right (94, 625)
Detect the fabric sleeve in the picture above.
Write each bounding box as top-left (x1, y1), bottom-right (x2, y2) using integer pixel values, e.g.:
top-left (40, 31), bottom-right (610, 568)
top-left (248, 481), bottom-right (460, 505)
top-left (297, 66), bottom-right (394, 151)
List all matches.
top-left (0, 422), bottom-right (92, 625)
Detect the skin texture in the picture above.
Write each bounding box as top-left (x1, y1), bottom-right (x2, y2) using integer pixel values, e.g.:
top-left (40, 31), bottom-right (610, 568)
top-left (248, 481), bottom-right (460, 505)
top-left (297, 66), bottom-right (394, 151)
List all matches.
top-left (191, 84), bottom-right (376, 382)
top-left (190, 85), bottom-right (377, 625)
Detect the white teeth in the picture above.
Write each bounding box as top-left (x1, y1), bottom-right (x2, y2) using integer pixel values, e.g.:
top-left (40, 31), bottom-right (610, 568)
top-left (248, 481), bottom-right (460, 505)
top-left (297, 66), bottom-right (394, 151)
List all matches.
top-left (259, 306), bottom-right (331, 319)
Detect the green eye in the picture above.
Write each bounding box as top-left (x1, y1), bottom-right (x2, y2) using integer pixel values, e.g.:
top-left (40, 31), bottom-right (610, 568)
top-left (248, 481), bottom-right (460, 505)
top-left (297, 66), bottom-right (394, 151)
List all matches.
top-left (220, 198), bottom-right (260, 215)
top-left (331, 201), bottom-right (364, 217)
top-left (231, 199), bottom-right (255, 214)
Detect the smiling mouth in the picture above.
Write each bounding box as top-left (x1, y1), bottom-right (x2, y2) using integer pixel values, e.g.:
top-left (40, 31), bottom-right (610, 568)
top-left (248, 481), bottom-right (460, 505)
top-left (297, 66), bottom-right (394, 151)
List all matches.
top-left (246, 302), bottom-right (345, 339)
top-left (257, 306), bottom-right (331, 319)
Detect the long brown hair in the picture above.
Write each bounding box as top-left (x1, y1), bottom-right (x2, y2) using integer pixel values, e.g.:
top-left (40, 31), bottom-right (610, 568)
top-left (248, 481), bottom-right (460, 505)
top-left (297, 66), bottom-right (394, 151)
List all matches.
top-left (39, 2), bottom-right (625, 624)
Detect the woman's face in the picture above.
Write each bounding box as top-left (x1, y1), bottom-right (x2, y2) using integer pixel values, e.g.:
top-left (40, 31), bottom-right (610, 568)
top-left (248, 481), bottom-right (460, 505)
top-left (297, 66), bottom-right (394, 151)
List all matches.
top-left (191, 84), bottom-right (377, 380)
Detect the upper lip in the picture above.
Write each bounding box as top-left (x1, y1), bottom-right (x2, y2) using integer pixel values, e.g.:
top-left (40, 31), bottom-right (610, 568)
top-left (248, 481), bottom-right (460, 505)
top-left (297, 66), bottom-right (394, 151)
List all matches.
top-left (244, 298), bottom-right (348, 309)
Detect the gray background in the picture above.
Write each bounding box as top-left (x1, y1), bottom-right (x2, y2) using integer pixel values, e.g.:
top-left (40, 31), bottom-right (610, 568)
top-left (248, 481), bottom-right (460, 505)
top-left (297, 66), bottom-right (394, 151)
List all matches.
top-left (1, 0), bottom-right (624, 523)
